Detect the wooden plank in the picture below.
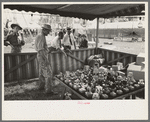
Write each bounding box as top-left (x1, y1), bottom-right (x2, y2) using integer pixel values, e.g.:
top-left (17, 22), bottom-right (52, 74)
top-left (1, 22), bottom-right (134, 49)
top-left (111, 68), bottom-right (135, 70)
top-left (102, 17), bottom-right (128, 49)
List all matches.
top-left (30, 55), bottom-right (36, 78)
top-left (34, 57), bottom-right (39, 77)
top-left (54, 77), bottom-right (87, 100)
top-left (4, 52), bottom-right (37, 56)
top-left (98, 48), bottom-right (137, 57)
top-left (68, 54), bottom-right (72, 71)
top-left (112, 52), bottom-right (115, 65)
top-left (56, 53), bottom-right (61, 73)
top-left (66, 53), bottom-right (84, 64)
top-left (16, 55), bottom-right (21, 80)
top-left (113, 88), bottom-right (144, 99)
top-left (73, 51), bottom-right (77, 71)
top-left (5, 55), bottom-right (36, 76)
top-left (107, 55), bottom-right (130, 64)
top-left (6, 55), bottom-right (13, 81)
top-left (83, 50), bottom-right (86, 62)
top-left (21, 55), bottom-right (27, 79)
top-left (106, 51), bottom-right (109, 62)
top-left (75, 51), bottom-right (79, 69)
top-left (78, 51), bottom-right (83, 68)
top-left (4, 78), bottom-right (39, 87)
top-left (12, 55), bottom-right (17, 81)
top-left (63, 53), bottom-right (66, 73)
top-left (70, 51), bottom-right (74, 71)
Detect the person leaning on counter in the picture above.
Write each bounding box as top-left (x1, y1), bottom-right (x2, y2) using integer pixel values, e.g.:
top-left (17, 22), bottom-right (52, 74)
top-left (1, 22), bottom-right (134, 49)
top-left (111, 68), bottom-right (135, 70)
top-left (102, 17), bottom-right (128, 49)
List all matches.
top-left (49, 31), bottom-right (67, 57)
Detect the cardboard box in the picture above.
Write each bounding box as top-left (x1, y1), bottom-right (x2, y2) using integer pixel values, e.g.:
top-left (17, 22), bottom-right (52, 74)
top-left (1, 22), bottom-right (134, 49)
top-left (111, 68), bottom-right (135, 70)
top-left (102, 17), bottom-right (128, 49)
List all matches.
top-left (136, 53), bottom-right (145, 65)
top-left (112, 65), bottom-right (120, 71)
top-left (141, 62), bottom-right (145, 70)
top-left (117, 62), bottom-right (124, 70)
top-left (127, 63), bottom-right (145, 80)
top-left (138, 37), bottom-right (143, 42)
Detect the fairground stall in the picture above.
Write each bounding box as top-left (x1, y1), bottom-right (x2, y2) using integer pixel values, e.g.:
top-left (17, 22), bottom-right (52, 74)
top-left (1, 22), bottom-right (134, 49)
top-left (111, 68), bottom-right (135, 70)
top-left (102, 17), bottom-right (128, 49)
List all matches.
top-left (4, 4), bottom-right (145, 100)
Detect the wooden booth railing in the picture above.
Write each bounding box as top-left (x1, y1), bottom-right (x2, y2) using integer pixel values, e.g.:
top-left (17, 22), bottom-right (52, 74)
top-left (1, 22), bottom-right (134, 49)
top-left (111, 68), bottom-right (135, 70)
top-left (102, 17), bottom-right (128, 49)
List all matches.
top-left (4, 48), bottom-right (96, 83)
top-left (4, 48), bottom-right (137, 83)
top-left (97, 48), bottom-right (137, 67)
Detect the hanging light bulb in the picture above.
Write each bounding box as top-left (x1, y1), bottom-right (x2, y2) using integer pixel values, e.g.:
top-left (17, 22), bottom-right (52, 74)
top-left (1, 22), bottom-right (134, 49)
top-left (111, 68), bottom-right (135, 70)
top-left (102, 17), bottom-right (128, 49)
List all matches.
top-left (30, 13), bottom-right (33, 24)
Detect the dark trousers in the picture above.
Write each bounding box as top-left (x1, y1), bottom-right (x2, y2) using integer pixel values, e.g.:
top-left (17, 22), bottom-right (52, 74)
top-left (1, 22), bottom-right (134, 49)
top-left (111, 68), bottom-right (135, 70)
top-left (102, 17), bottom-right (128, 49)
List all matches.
top-left (64, 45), bottom-right (71, 51)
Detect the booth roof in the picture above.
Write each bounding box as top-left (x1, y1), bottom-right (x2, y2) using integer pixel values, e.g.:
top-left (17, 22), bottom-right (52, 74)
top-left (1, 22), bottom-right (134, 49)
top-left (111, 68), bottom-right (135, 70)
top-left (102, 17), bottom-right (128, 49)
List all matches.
top-left (4, 4), bottom-right (145, 20)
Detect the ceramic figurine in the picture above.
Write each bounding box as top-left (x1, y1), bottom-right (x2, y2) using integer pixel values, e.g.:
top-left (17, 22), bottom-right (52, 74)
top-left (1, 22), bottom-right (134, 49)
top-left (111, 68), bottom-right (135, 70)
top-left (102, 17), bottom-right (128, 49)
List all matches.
top-left (92, 92), bottom-right (100, 99)
top-left (117, 75), bottom-right (123, 81)
top-left (99, 72), bottom-right (105, 81)
top-left (64, 92), bottom-right (72, 100)
top-left (84, 65), bottom-right (90, 71)
top-left (79, 87), bottom-right (86, 94)
top-left (95, 85), bottom-right (103, 95)
top-left (127, 72), bottom-right (136, 83)
top-left (80, 73), bottom-right (85, 80)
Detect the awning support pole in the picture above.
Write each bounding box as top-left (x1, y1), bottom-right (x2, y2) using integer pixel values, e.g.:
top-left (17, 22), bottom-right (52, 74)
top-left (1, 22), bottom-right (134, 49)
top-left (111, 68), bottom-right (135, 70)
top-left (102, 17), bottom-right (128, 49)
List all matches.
top-left (95, 17), bottom-right (99, 54)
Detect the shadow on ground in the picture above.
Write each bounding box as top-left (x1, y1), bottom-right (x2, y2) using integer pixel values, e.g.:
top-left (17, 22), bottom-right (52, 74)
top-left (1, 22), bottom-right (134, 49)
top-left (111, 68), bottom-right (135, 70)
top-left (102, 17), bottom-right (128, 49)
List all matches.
top-left (4, 81), bottom-right (66, 100)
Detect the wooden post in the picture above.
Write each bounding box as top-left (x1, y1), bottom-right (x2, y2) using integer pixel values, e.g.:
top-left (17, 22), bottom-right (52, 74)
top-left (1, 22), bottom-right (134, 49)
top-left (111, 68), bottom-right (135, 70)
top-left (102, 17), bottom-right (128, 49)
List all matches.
top-left (96, 17), bottom-right (99, 53)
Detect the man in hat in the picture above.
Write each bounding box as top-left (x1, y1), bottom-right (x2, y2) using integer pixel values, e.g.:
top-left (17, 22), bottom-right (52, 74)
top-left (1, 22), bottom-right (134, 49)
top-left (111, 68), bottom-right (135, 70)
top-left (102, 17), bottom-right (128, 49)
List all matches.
top-left (49, 31), bottom-right (67, 57)
top-left (4, 23), bottom-right (25, 53)
top-left (79, 34), bottom-right (88, 48)
top-left (35, 24), bottom-right (58, 94)
top-left (62, 27), bottom-right (76, 50)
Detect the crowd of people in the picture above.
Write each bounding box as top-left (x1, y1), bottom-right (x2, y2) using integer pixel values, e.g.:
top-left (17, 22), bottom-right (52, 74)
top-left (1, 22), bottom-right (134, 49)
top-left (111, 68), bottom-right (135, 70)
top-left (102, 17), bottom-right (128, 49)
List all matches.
top-left (4, 23), bottom-right (89, 53)
top-left (4, 23), bottom-right (89, 95)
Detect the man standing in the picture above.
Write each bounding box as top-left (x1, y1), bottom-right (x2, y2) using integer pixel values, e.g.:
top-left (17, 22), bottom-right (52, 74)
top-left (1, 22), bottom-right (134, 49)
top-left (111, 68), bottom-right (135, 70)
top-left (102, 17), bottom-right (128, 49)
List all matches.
top-left (62, 27), bottom-right (75, 50)
top-left (4, 23), bottom-right (25, 53)
top-left (50, 31), bottom-right (63, 51)
top-left (79, 34), bottom-right (88, 48)
top-left (49, 31), bottom-right (67, 56)
top-left (49, 31), bottom-right (67, 57)
top-left (35, 24), bottom-right (57, 94)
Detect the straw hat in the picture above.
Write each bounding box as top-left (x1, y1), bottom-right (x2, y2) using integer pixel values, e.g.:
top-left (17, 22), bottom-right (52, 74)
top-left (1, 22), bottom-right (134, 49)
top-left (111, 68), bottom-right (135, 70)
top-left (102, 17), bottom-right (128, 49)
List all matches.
top-left (11, 23), bottom-right (22, 30)
top-left (42, 24), bottom-right (51, 31)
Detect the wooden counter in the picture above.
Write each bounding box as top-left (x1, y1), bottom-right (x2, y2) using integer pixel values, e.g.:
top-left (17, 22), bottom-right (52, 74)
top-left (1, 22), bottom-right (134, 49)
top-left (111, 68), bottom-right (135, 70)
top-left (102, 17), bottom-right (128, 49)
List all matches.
top-left (54, 77), bottom-right (144, 100)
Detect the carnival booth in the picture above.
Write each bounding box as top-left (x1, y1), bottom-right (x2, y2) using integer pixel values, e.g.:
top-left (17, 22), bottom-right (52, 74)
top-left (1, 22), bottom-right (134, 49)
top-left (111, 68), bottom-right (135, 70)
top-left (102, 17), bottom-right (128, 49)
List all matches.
top-left (4, 4), bottom-right (145, 100)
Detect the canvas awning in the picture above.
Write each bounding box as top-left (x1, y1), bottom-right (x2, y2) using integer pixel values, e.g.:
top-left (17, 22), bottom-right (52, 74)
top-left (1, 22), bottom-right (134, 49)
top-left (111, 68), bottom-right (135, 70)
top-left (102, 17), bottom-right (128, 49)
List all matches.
top-left (4, 4), bottom-right (145, 20)
top-left (4, 3), bottom-right (145, 50)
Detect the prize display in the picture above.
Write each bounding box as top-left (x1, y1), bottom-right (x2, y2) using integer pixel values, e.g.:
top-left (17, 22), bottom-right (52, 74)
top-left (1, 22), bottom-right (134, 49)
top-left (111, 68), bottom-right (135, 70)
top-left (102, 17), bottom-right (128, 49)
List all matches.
top-left (55, 64), bottom-right (145, 100)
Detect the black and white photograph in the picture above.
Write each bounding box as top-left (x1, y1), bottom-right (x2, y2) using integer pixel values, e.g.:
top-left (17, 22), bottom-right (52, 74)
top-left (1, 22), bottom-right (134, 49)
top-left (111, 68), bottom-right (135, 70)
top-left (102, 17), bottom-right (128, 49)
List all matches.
top-left (2, 2), bottom-right (148, 120)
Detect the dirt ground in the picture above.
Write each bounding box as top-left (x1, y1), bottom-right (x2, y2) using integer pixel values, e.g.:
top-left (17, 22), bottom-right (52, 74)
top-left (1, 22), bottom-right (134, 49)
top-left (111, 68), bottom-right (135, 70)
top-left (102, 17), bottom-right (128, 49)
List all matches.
top-left (4, 37), bottom-right (145, 100)
top-left (4, 37), bottom-right (145, 54)
top-left (4, 80), bottom-right (66, 100)
top-left (4, 80), bottom-right (80, 100)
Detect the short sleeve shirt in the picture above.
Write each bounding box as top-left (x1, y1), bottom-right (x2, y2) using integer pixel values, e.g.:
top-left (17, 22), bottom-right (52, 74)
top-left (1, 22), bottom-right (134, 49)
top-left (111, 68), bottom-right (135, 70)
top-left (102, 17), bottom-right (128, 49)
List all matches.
top-left (4, 32), bottom-right (20, 46)
top-left (34, 33), bottom-right (49, 52)
top-left (51, 36), bottom-right (61, 49)
top-left (62, 33), bottom-right (75, 46)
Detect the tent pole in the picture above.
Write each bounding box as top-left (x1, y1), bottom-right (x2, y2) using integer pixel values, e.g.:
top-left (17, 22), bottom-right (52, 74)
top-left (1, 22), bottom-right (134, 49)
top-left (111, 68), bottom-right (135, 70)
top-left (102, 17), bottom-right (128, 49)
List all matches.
top-left (96, 17), bottom-right (99, 53)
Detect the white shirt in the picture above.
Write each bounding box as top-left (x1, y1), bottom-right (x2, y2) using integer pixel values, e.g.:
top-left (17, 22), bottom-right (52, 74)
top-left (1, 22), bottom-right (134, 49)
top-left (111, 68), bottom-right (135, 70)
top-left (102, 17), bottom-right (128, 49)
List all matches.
top-left (62, 33), bottom-right (75, 46)
top-left (51, 36), bottom-right (61, 49)
top-left (34, 33), bottom-right (49, 52)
